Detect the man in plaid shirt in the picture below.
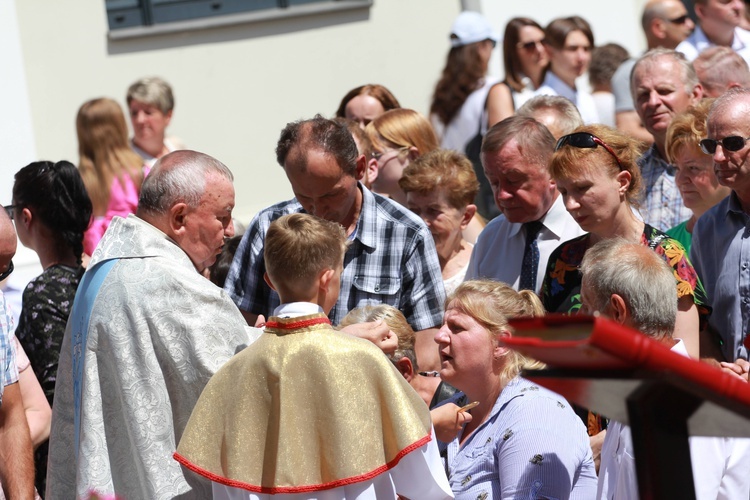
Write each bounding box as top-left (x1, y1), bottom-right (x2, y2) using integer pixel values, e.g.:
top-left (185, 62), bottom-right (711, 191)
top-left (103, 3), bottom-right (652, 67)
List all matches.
top-left (225, 116), bottom-right (445, 370)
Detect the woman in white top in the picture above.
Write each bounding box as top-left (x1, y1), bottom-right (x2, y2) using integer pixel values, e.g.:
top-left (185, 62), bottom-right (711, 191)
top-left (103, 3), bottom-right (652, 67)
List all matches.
top-left (487, 17), bottom-right (549, 125)
top-left (536, 16), bottom-right (600, 124)
top-left (399, 149), bottom-right (479, 296)
top-left (430, 11), bottom-right (500, 154)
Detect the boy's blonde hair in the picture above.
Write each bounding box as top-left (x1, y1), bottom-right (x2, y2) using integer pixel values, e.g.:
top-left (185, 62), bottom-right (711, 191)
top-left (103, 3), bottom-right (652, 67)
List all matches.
top-left (264, 213), bottom-right (348, 296)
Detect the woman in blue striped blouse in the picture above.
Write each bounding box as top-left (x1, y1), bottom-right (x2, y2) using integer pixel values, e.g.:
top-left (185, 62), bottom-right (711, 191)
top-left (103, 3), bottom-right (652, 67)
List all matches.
top-left (435, 280), bottom-right (597, 499)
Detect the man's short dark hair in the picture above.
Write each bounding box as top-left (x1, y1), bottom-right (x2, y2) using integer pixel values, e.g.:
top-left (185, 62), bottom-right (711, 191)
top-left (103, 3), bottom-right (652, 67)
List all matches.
top-left (276, 115), bottom-right (359, 176)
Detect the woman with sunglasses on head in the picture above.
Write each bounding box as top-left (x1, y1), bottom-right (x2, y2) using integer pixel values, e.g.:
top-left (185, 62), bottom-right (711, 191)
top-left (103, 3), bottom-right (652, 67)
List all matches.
top-left (484, 17), bottom-right (549, 126)
top-left (11, 160), bottom-right (92, 493)
top-left (535, 16), bottom-right (599, 124)
top-left (541, 125), bottom-right (707, 360)
top-left (665, 99), bottom-right (730, 254)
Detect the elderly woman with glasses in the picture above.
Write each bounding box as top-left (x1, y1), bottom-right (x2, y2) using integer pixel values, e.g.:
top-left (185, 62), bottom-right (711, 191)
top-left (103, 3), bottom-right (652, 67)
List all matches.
top-left (540, 125), bottom-right (707, 360)
top-left (665, 99), bottom-right (731, 254)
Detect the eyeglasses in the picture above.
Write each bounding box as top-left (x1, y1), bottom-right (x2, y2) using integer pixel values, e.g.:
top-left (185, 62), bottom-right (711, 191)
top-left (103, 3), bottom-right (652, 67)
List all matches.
top-left (517, 39), bottom-right (545, 51)
top-left (555, 132), bottom-right (624, 170)
top-left (699, 136), bottom-right (750, 155)
top-left (0, 260), bottom-right (13, 281)
top-left (3, 205), bottom-right (15, 221)
top-left (668, 14), bottom-right (690, 25)
top-left (372, 146), bottom-right (410, 161)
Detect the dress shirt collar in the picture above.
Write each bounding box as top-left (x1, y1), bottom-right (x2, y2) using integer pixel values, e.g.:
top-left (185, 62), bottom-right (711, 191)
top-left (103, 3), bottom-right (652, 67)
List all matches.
top-left (507, 193), bottom-right (569, 240)
top-left (273, 302), bottom-right (325, 318)
top-left (351, 182), bottom-right (378, 250)
top-left (542, 71), bottom-right (577, 103)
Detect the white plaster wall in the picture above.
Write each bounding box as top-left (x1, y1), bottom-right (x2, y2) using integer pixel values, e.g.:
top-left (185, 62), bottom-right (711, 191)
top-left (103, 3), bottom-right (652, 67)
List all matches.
top-left (13, 0), bottom-right (461, 223)
top-left (0, 0), bottom-right (36, 203)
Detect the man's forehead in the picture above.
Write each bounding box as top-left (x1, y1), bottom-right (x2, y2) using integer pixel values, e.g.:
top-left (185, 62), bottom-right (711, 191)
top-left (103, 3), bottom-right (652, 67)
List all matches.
top-left (634, 58), bottom-right (683, 86)
top-left (709, 96), bottom-right (750, 131)
top-left (285, 147), bottom-right (342, 176)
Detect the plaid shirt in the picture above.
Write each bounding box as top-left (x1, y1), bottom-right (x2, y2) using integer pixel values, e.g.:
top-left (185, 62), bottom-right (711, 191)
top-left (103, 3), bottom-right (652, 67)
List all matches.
top-left (225, 185), bottom-right (445, 330)
top-left (0, 291), bottom-right (18, 407)
top-left (638, 145), bottom-right (693, 232)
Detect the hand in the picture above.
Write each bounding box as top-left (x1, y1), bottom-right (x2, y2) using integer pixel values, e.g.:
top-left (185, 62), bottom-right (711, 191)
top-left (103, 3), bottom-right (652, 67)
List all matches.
top-left (254, 315), bottom-right (266, 328)
top-left (431, 403), bottom-right (472, 443)
top-left (720, 359), bottom-right (750, 382)
top-left (340, 320), bottom-right (398, 355)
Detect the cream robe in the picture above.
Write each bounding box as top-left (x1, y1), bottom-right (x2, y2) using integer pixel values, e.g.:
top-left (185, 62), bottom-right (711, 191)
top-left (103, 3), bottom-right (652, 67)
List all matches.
top-left (46, 215), bottom-right (261, 499)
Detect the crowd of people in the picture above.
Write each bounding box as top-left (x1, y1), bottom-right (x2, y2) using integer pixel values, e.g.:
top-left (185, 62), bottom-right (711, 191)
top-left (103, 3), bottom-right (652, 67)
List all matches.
top-left (2, 1), bottom-right (750, 498)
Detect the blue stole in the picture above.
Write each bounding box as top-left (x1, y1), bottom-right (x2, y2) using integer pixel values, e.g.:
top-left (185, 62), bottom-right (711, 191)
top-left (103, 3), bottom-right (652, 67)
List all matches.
top-left (69, 258), bottom-right (118, 459)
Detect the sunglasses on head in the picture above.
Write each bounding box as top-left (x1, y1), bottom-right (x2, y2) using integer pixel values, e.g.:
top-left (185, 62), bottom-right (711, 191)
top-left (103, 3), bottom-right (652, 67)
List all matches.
top-left (555, 132), bottom-right (624, 170)
top-left (699, 136), bottom-right (750, 155)
top-left (517, 39), bottom-right (545, 51)
top-left (668, 14), bottom-right (690, 25)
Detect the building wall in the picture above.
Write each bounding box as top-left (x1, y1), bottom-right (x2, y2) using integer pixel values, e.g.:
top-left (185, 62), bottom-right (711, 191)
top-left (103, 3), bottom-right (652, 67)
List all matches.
top-left (9, 0), bottom-right (650, 223)
top-left (11, 0), bottom-right (461, 222)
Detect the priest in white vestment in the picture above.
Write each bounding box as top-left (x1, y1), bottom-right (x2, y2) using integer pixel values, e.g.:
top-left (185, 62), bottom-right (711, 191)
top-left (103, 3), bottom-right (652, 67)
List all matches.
top-left (46, 151), bottom-right (261, 499)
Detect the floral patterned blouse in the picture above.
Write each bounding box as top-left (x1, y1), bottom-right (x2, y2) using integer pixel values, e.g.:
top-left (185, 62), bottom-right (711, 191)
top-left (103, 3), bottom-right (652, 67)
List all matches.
top-left (16, 264), bottom-right (84, 404)
top-left (541, 224), bottom-right (709, 317)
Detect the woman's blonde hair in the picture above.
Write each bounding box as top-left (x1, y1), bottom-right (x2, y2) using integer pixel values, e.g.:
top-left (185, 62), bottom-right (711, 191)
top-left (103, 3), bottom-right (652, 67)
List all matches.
top-left (549, 124), bottom-right (645, 207)
top-left (76, 97), bottom-right (145, 215)
top-left (447, 280), bottom-right (546, 383)
top-left (665, 98), bottom-right (715, 164)
top-left (366, 108), bottom-right (439, 156)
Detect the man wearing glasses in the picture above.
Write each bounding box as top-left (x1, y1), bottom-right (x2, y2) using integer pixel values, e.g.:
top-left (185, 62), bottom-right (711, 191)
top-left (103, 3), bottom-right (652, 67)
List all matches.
top-left (0, 206), bottom-right (35, 499)
top-left (676, 0), bottom-right (750, 65)
top-left (692, 88), bottom-right (750, 366)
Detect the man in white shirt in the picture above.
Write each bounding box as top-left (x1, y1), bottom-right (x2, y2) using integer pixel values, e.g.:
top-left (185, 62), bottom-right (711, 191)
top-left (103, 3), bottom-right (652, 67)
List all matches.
top-left (677, 0), bottom-right (750, 65)
top-left (579, 238), bottom-right (750, 500)
top-left (465, 116), bottom-right (583, 292)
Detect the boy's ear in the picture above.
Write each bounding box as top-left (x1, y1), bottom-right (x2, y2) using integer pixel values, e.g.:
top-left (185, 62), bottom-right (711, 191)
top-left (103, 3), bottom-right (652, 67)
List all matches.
top-left (396, 356), bottom-right (415, 382)
top-left (263, 272), bottom-right (277, 292)
top-left (319, 268), bottom-right (335, 290)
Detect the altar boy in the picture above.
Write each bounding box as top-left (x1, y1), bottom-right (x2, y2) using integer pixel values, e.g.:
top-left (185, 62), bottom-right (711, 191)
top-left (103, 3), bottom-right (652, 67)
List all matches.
top-left (175, 213), bottom-right (452, 499)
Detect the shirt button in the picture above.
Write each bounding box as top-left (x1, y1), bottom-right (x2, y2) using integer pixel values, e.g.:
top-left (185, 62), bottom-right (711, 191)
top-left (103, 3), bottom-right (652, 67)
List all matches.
top-left (374, 284), bottom-right (380, 292)
top-left (744, 263), bottom-right (748, 270)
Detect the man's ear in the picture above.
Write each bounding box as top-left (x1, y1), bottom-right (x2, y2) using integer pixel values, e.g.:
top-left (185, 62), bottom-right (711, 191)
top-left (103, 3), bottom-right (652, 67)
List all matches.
top-left (609, 293), bottom-right (629, 325)
top-left (365, 157), bottom-right (379, 186)
top-left (169, 202), bottom-right (190, 236)
top-left (650, 18), bottom-right (667, 40)
top-left (164, 109), bottom-right (173, 127)
top-left (354, 154), bottom-right (367, 181)
top-left (395, 356), bottom-right (415, 382)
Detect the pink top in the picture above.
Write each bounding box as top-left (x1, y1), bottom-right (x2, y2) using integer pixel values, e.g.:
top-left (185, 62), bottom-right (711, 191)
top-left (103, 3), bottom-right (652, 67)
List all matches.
top-left (83, 167), bottom-right (149, 255)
